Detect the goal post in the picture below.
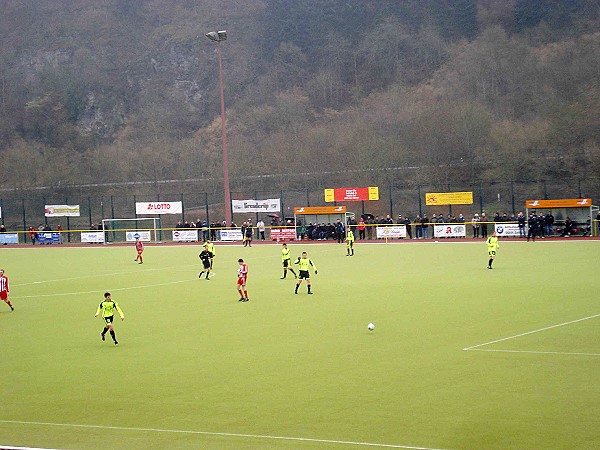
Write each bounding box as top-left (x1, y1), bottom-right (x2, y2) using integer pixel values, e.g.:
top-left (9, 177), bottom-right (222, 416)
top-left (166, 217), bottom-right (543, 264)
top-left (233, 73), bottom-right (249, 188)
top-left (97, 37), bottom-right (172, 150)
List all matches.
top-left (101, 218), bottom-right (162, 244)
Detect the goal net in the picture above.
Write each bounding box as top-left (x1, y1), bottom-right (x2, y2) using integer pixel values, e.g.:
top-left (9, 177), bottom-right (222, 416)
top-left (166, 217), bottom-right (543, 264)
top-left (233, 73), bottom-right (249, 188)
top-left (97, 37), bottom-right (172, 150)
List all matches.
top-left (101, 218), bottom-right (162, 244)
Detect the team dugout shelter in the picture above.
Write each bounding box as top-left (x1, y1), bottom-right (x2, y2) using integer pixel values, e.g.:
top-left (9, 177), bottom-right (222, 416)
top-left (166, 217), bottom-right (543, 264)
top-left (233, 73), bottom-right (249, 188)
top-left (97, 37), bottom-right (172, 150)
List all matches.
top-left (525, 198), bottom-right (598, 235)
top-left (293, 206), bottom-right (349, 229)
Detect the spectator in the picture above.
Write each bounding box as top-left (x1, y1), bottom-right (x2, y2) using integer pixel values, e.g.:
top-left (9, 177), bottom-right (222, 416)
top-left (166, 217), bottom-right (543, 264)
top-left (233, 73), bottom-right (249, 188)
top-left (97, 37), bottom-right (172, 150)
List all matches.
top-left (545, 212), bottom-right (554, 236)
top-left (335, 219), bottom-right (345, 243)
top-left (538, 213), bottom-right (546, 238)
top-left (494, 212), bottom-right (501, 222)
top-left (200, 220), bottom-right (209, 241)
top-left (527, 213), bottom-right (538, 241)
top-left (481, 213), bottom-right (488, 239)
top-left (402, 215), bottom-right (412, 240)
top-left (561, 217), bottom-right (573, 237)
top-left (472, 213), bottom-right (480, 238)
top-left (517, 212), bottom-right (526, 238)
top-left (57, 224), bottom-right (63, 244)
top-left (596, 212), bottom-right (600, 236)
top-left (175, 220), bottom-right (183, 229)
top-left (29, 226), bottom-right (37, 244)
top-left (256, 219), bottom-right (266, 240)
top-left (358, 218), bottom-right (366, 240)
top-left (421, 214), bottom-right (429, 239)
top-left (415, 215), bottom-right (422, 239)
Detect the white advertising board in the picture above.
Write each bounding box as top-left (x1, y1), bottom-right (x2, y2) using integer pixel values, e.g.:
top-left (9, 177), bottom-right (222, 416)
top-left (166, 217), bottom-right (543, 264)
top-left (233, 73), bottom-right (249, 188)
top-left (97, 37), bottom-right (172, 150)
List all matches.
top-left (376, 225), bottom-right (407, 239)
top-left (172, 229), bottom-right (198, 242)
top-left (81, 231), bottom-right (105, 243)
top-left (434, 224), bottom-right (466, 238)
top-left (495, 223), bottom-right (522, 237)
top-left (135, 201), bottom-right (183, 215)
top-left (125, 230), bottom-right (152, 242)
top-left (232, 199), bottom-right (281, 213)
top-left (220, 229), bottom-right (244, 241)
top-left (45, 205), bottom-right (80, 217)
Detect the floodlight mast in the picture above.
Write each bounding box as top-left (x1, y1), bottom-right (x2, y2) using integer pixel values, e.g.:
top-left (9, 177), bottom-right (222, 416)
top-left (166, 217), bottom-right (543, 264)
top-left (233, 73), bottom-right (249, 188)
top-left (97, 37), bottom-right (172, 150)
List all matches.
top-left (205, 30), bottom-right (231, 226)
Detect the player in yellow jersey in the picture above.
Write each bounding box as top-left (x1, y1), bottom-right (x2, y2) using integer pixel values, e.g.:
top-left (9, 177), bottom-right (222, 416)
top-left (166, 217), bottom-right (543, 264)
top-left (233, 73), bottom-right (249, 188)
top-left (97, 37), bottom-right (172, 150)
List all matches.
top-left (346, 229), bottom-right (355, 256)
top-left (486, 232), bottom-right (499, 269)
top-left (294, 251), bottom-right (317, 294)
top-left (203, 240), bottom-right (215, 268)
top-left (95, 292), bottom-right (125, 344)
top-left (280, 243), bottom-right (297, 279)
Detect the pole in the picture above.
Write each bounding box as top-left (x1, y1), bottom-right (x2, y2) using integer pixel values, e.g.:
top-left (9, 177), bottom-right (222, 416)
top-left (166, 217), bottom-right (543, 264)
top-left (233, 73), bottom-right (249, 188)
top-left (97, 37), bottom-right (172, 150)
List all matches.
top-left (22, 198), bottom-right (26, 233)
top-left (217, 43), bottom-right (232, 227)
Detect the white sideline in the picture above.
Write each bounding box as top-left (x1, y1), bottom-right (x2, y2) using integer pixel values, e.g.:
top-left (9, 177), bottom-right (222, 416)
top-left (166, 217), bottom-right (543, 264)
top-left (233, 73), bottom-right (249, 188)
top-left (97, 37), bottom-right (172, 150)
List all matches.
top-left (12, 279), bottom-right (195, 299)
top-left (0, 420), bottom-right (447, 450)
top-left (0, 446), bottom-right (56, 450)
top-left (463, 313), bottom-right (600, 354)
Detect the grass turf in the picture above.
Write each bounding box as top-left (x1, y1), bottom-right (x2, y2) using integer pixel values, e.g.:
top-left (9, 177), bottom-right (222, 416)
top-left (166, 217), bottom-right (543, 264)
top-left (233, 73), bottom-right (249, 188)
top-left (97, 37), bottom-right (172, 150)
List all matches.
top-left (0, 240), bottom-right (599, 449)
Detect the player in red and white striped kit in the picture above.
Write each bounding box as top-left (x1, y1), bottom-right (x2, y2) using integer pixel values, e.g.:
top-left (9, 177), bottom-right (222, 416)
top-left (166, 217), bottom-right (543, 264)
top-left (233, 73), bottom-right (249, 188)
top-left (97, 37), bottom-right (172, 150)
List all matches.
top-left (0, 269), bottom-right (14, 311)
top-left (134, 237), bottom-right (144, 264)
top-left (237, 259), bottom-right (249, 302)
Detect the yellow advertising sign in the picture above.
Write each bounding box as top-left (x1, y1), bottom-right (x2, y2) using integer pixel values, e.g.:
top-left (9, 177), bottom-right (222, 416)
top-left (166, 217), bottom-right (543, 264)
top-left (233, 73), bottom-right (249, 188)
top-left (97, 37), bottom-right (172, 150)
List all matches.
top-left (294, 206), bottom-right (347, 215)
top-left (324, 189), bottom-right (335, 202)
top-left (425, 192), bottom-right (473, 206)
top-left (368, 186), bottom-right (379, 200)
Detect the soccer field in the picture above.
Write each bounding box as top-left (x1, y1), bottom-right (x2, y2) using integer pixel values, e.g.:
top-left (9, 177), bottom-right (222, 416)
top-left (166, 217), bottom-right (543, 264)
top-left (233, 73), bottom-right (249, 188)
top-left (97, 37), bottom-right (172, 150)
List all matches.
top-left (1, 240), bottom-right (599, 449)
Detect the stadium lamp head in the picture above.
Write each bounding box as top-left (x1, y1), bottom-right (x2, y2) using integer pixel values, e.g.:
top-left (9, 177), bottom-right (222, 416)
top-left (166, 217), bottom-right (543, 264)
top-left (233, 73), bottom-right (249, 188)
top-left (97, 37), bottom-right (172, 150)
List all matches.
top-left (206, 30), bottom-right (227, 42)
top-left (205, 31), bottom-right (219, 41)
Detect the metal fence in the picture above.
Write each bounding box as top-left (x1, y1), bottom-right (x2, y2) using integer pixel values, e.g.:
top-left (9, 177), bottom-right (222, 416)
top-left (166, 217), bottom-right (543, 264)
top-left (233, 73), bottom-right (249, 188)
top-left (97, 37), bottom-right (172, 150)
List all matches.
top-left (1, 178), bottom-right (599, 239)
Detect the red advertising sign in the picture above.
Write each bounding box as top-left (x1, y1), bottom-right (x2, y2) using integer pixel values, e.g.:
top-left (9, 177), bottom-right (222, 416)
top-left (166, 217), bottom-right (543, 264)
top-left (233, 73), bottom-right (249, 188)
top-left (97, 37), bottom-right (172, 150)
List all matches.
top-left (270, 228), bottom-right (296, 241)
top-left (324, 187), bottom-right (379, 202)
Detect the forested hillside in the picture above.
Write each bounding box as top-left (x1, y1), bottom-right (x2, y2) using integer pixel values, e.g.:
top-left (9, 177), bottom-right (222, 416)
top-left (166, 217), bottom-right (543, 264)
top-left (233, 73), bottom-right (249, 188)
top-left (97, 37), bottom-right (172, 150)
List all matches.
top-left (0, 0), bottom-right (598, 196)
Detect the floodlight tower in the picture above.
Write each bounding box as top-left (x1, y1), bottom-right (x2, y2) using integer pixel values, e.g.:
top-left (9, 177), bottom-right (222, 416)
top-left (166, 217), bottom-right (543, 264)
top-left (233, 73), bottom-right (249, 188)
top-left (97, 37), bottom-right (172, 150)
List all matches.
top-left (206, 30), bottom-right (232, 227)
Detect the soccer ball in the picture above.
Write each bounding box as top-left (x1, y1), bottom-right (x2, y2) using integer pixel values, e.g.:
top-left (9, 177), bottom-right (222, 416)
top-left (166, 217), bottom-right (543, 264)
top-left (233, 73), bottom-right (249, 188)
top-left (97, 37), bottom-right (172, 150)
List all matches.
top-left (368, 323), bottom-right (375, 331)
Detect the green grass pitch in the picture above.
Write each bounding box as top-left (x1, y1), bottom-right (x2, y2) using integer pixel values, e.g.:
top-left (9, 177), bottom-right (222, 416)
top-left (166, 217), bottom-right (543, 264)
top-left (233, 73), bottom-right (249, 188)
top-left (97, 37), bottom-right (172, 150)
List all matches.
top-left (1, 240), bottom-right (599, 449)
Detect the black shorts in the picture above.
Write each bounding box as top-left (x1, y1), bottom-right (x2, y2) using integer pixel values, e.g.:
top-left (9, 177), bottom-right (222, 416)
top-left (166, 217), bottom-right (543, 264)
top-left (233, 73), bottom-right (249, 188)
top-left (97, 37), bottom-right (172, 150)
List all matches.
top-left (283, 259), bottom-right (290, 268)
top-left (299, 270), bottom-right (310, 279)
top-left (103, 316), bottom-right (114, 325)
top-left (202, 260), bottom-right (211, 269)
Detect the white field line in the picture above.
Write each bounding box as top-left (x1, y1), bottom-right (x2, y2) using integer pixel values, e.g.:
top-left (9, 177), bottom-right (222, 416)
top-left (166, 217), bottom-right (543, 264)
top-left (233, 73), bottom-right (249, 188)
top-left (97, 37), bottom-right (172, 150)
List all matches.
top-left (463, 313), bottom-right (600, 353)
top-left (0, 420), bottom-right (448, 450)
top-left (464, 349), bottom-right (600, 357)
top-left (12, 264), bottom-right (199, 288)
top-left (12, 279), bottom-right (196, 299)
top-left (0, 446), bottom-right (56, 450)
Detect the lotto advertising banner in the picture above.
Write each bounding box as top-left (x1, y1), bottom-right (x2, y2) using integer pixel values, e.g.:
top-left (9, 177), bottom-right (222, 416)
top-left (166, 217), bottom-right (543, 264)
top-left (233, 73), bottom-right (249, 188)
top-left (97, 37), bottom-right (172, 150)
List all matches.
top-left (434, 224), bottom-right (467, 238)
top-left (45, 205), bottom-right (80, 217)
top-left (172, 229), bottom-right (198, 242)
top-left (232, 199), bottom-right (281, 213)
top-left (81, 231), bottom-right (105, 243)
top-left (376, 226), bottom-right (407, 239)
top-left (125, 230), bottom-right (151, 242)
top-left (270, 228), bottom-right (296, 241)
top-left (494, 223), bottom-right (521, 237)
top-left (220, 229), bottom-right (244, 241)
top-left (324, 187), bottom-right (379, 202)
top-left (526, 198), bottom-right (592, 209)
top-left (425, 192), bottom-right (473, 206)
top-left (136, 201), bottom-right (182, 215)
